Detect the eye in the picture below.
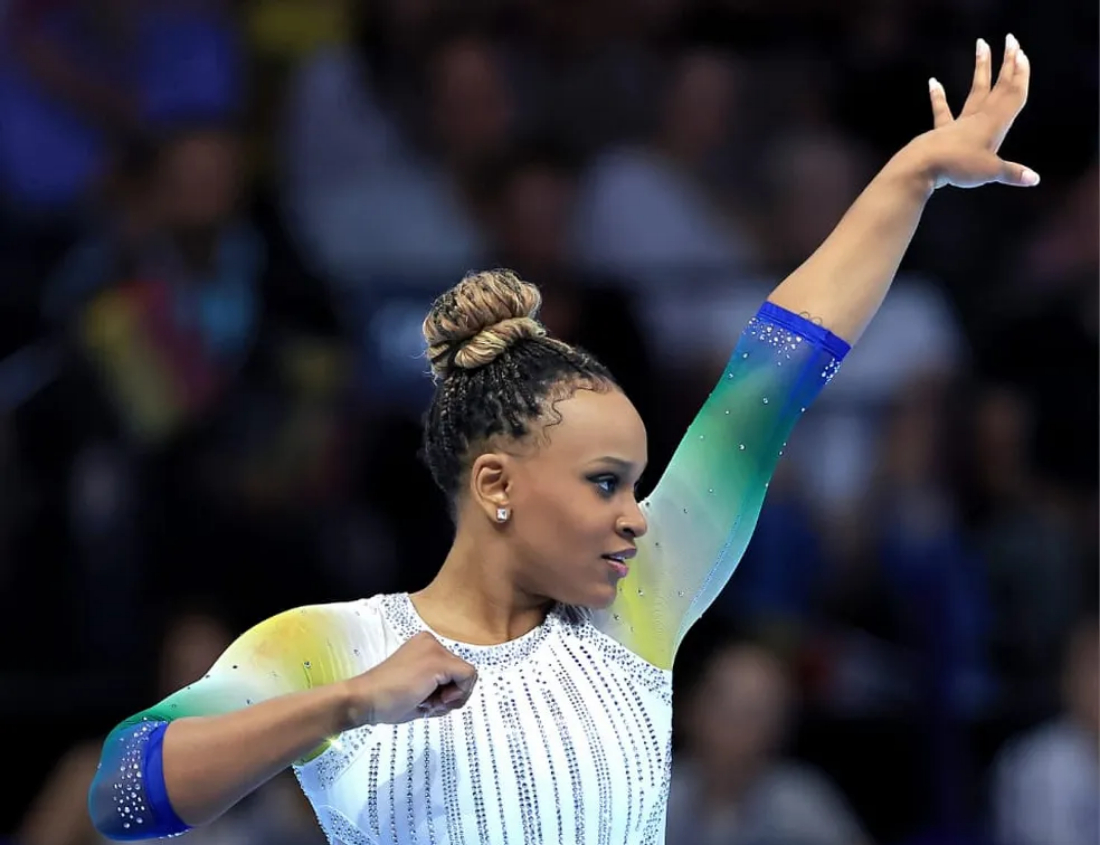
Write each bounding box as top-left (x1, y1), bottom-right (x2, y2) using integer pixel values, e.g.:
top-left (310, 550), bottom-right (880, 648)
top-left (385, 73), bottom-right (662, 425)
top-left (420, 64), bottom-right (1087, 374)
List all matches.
top-left (589, 474), bottom-right (620, 497)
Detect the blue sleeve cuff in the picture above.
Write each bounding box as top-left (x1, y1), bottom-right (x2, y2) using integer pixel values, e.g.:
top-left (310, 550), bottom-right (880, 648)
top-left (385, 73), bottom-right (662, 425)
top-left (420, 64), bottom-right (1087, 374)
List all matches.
top-left (757, 301), bottom-right (852, 362)
top-left (144, 722), bottom-right (191, 838)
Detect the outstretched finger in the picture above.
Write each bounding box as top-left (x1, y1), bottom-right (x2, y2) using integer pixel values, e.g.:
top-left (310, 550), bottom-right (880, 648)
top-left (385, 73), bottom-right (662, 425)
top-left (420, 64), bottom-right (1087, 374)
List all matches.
top-left (961, 38), bottom-right (992, 115)
top-left (1010, 47), bottom-right (1031, 108)
top-left (929, 78), bottom-right (954, 128)
top-left (996, 159), bottom-right (1041, 187)
top-left (995, 33), bottom-right (1019, 88)
top-left (989, 46), bottom-right (1031, 149)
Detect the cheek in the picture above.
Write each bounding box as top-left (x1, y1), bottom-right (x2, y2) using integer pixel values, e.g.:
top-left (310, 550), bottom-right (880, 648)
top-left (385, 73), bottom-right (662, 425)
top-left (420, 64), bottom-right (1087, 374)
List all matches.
top-left (515, 488), bottom-right (602, 557)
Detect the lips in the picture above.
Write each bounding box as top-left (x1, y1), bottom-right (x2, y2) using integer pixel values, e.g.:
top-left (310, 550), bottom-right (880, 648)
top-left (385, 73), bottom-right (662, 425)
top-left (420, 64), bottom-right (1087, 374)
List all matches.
top-left (602, 548), bottom-right (637, 563)
top-left (602, 548), bottom-right (636, 579)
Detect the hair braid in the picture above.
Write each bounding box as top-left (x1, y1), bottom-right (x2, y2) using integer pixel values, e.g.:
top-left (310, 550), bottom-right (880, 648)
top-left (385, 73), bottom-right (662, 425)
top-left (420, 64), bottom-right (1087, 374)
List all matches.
top-left (420, 271), bottom-right (617, 506)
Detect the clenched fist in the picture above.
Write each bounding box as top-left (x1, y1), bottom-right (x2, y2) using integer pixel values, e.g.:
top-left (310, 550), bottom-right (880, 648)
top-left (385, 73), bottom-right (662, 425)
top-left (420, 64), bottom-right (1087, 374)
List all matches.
top-left (342, 632), bottom-right (478, 727)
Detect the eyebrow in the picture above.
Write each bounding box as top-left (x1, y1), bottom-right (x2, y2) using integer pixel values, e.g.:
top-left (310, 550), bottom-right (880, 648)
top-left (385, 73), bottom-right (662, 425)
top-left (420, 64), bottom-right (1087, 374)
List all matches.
top-left (591, 456), bottom-right (641, 473)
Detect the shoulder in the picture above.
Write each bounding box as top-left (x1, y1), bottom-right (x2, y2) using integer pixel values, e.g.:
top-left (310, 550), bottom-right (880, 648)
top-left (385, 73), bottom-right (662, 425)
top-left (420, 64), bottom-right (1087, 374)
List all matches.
top-left (247, 598), bottom-right (376, 632)
top-left (219, 597), bottom-right (394, 666)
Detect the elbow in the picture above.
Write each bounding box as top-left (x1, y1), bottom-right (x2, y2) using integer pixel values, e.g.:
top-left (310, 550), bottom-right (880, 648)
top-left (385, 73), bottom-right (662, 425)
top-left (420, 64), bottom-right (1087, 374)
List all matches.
top-left (87, 765), bottom-right (151, 842)
top-left (88, 722), bottom-right (191, 841)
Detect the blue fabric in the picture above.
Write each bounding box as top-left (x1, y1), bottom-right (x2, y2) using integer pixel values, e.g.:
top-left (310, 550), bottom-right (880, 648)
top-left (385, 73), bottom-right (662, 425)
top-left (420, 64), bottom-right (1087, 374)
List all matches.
top-left (758, 300), bottom-right (852, 361)
top-left (144, 721), bottom-right (190, 838)
top-left (88, 720), bottom-right (191, 840)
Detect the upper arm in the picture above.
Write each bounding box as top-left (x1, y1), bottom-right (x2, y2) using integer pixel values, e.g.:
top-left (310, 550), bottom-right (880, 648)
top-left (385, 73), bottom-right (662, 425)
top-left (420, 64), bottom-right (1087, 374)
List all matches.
top-left (591, 302), bottom-right (850, 669)
top-left (89, 602), bottom-right (373, 838)
top-left (113, 601), bottom-right (372, 744)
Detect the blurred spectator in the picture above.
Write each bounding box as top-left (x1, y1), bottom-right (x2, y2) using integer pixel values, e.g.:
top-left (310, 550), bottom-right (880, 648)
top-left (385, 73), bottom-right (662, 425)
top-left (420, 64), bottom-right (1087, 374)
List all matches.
top-left (571, 43), bottom-right (758, 289)
top-left (711, 466), bottom-right (828, 651)
top-left (503, 0), bottom-right (669, 155)
top-left (10, 123), bottom-right (263, 668)
top-left (667, 640), bottom-right (872, 845)
top-left (957, 385), bottom-right (1084, 711)
top-left (990, 615), bottom-right (1099, 845)
top-left (483, 141), bottom-right (657, 427)
top-left (280, 18), bottom-right (507, 286)
top-left (981, 164), bottom-right (1099, 563)
top-left (869, 379), bottom-right (992, 715)
top-left (43, 123), bottom-right (261, 449)
top-left (0, 0), bottom-right (243, 221)
top-left (17, 604), bottom-right (327, 845)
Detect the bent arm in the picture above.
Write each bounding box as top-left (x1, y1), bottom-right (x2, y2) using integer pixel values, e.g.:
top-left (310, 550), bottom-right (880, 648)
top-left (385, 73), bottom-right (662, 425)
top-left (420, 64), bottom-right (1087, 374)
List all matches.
top-left (89, 603), bottom-right (370, 840)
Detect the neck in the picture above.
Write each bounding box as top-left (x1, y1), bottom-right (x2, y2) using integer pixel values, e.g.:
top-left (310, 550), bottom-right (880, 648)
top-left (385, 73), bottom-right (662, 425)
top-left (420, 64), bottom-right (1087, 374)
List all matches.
top-left (413, 527), bottom-right (551, 645)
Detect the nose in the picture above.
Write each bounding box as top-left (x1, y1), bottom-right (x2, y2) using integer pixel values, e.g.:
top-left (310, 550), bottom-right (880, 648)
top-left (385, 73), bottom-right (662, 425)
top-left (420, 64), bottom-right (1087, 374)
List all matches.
top-left (617, 499), bottom-right (648, 540)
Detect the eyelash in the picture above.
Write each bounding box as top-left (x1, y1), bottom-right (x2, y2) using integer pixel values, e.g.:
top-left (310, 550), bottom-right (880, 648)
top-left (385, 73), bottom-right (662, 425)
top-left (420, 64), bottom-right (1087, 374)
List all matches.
top-left (590, 474), bottom-right (642, 498)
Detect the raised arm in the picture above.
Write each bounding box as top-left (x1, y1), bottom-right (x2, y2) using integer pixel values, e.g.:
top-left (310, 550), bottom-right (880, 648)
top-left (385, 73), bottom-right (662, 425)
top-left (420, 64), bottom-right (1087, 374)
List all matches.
top-left (594, 35), bottom-right (1035, 669)
top-left (769, 34), bottom-right (1034, 344)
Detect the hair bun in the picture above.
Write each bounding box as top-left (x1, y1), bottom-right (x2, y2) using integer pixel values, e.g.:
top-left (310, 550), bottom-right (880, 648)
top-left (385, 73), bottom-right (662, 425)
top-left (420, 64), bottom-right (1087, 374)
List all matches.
top-left (423, 270), bottom-right (546, 379)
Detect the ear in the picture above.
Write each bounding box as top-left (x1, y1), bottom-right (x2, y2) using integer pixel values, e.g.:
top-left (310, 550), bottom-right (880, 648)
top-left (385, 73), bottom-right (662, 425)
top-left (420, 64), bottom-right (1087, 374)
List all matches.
top-left (468, 452), bottom-right (511, 523)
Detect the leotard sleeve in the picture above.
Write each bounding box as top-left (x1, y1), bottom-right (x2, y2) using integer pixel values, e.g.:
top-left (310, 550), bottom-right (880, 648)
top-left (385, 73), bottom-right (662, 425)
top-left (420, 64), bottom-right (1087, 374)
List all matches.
top-left (89, 602), bottom-right (372, 841)
top-left (592, 301), bottom-right (850, 670)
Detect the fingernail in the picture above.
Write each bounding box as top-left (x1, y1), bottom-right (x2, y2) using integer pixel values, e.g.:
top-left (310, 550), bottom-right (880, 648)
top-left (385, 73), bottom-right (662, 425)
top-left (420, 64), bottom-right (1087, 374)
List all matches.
top-left (976, 38), bottom-right (989, 57)
top-left (928, 77), bottom-right (941, 92)
top-left (1016, 50), bottom-right (1028, 68)
top-left (1006, 33), bottom-right (1019, 50)
top-left (1021, 168), bottom-right (1040, 186)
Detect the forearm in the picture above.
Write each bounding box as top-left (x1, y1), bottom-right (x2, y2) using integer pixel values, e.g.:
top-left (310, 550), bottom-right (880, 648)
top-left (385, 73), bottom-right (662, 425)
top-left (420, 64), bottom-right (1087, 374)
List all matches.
top-left (90, 682), bottom-right (353, 839)
top-left (767, 142), bottom-right (934, 344)
top-left (161, 683), bottom-right (352, 826)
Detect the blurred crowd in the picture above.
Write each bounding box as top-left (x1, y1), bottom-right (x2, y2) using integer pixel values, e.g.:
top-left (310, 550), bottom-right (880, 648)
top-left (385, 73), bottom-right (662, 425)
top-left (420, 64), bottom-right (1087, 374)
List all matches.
top-left (0, 1), bottom-right (1095, 844)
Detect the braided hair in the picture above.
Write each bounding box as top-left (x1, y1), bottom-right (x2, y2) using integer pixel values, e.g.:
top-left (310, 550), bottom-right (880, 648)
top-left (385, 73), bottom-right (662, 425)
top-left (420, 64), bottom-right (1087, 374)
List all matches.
top-left (421, 270), bottom-right (617, 505)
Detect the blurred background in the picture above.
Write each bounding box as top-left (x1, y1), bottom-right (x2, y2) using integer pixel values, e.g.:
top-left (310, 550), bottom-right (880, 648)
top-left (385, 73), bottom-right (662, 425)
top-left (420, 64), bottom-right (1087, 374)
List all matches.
top-left (0, 0), bottom-right (1095, 844)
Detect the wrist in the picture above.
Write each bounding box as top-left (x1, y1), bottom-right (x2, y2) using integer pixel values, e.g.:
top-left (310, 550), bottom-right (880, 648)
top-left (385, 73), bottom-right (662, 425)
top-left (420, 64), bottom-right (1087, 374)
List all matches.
top-left (325, 679), bottom-right (365, 734)
top-left (886, 135), bottom-right (938, 200)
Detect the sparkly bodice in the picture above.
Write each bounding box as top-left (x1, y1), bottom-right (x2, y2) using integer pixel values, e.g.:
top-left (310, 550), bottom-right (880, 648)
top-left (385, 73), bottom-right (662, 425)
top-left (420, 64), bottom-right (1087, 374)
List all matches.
top-left (294, 594), bottom-right (674, 845)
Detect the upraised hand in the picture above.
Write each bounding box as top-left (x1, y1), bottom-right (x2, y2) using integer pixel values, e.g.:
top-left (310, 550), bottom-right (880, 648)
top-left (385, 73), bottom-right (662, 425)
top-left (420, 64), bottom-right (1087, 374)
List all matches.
top-left (916, 34), bottom-right (1038, 190)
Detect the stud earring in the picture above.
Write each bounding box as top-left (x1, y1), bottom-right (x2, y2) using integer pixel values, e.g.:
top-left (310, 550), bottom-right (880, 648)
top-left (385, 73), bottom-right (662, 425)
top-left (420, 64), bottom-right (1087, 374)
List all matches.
top-left (496, 507), bottom-right (510, 523)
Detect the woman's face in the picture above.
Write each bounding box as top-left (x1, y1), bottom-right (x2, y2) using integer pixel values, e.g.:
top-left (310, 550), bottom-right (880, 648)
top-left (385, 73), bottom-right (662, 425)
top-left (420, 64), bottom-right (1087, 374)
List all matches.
top-left (478, 384), bottom-right (649, 608)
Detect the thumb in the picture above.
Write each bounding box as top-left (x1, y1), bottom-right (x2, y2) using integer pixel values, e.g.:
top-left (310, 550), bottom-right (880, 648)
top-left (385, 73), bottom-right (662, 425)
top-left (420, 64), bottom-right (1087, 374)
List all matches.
top-left (997, 160), bottom-right (1041, 187)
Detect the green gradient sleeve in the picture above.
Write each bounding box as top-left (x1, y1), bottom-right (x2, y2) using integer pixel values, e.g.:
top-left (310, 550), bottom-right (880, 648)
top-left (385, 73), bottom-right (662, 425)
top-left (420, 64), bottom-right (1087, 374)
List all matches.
top-left (129, 603), bottom-right (368, 726)
top-left (89, 602), bottom-right (372, 839)
top-left (593, 302), bottom-right (850, 670)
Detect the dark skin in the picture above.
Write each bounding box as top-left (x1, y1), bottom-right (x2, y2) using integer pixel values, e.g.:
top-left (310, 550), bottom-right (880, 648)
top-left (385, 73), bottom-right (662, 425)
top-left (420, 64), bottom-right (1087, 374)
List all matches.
top-left (412, 385), bottom-right (650, 644)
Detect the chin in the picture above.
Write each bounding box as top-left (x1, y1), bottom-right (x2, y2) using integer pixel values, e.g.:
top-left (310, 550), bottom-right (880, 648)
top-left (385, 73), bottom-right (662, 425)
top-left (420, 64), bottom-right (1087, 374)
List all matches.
top-left (575, 583), bottom-right (619, 611)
